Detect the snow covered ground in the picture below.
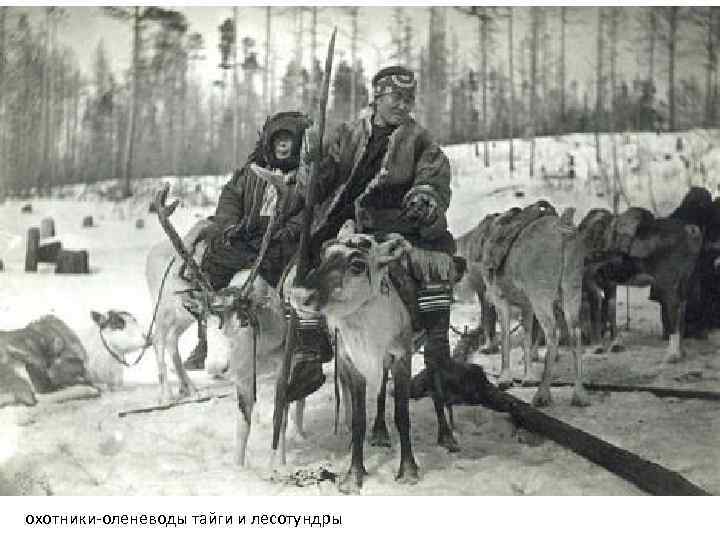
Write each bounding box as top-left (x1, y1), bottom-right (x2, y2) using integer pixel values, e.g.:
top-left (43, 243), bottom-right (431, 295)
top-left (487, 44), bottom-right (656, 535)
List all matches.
top-left (1, 129), bottom-right (719, 496)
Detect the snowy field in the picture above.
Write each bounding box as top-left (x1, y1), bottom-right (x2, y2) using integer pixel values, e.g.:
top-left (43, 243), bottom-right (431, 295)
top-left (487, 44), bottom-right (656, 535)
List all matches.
top-left (1, 129), bottom-right (719, 496)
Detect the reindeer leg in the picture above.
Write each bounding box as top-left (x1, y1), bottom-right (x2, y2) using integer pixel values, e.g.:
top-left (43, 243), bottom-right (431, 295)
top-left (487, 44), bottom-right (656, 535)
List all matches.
top-left (480, 293), bottom-right (499, 354)
top-left (269, 404), bottom-right (289, 469)
top-left (170, 329), bottom-right (197, 399)
top-left (341, 377), bottom-right (353, 434)
top-left (153, 329), bottom-right (173, 404)
top-left (532, 309), bottom-right (557, 407)
top-left (338, 362), bottom-right (367, 494)
top-left (564, 279), bottom-right (590, 407)
top-left (234, 381), bottom-right (255, 467)
top-left (664, 294), bottom-right (685, 363)
top-left (392, 353), bottom-right (418, 485)
top-left (520, 305), bottom-right (539, 386)
top-left (292, 398), bottom-right (307, 440)
top-left (370, 367), bottom-right (391, 447)
top-left (607, 285), bottom-right (625, 353)
top-left (496, 299), bottom-right (513, 389)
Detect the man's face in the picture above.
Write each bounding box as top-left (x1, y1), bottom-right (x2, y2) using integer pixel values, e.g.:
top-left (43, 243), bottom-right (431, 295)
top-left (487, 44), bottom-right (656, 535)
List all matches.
top-left (273, 133), bottom-right (294, 160)
top-left (374, 91), bottom-right (415, 127)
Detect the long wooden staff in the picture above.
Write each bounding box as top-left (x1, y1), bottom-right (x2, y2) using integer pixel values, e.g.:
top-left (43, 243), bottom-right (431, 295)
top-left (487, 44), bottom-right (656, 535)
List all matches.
top-left (272, 28), bottom-right (337, 451)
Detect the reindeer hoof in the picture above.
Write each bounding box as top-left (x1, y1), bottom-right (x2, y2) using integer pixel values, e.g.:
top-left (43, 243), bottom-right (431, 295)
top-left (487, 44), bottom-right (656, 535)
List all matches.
top-left (532, 391), bottom-right (553, 408)
top-left (665, 352), bottom-right (684, 364)
top-left (438, 431), bottom-right (461, 453)
top-left (395, 461), bottom-right (419, 485)
top-left (338, 466), bottom-right (367, 494)
top-left (609, 343), bottom-right (625, 353)
top-left (369, 425), bottom-right (391, 448)
top-left (571, 391), bottom-right (592, 407)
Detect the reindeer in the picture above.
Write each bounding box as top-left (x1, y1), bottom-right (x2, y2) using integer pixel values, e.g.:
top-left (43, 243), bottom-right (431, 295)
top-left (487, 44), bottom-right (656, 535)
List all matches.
top-left (480, 207), bottom-right (589, 407)
top-left (455, 214), bottom-right (501, 355)
top-left (579, 207), bottom-right (702, 361)
top-left (289, 225), bottom-right (427, 493)
top-left (147, 182), bottom-right (307, 467)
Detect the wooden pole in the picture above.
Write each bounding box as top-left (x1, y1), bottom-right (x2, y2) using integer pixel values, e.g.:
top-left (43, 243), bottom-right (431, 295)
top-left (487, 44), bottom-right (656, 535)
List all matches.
top-left (272, 28), bottom-right (337, 451)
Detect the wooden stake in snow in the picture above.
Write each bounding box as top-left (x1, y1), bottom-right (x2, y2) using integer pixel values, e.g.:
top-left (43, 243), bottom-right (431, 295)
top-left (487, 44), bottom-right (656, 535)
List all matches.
top-left (40, 217), bottom-right (55, 238)
top-left (55, 249), bottom-right (89, 274)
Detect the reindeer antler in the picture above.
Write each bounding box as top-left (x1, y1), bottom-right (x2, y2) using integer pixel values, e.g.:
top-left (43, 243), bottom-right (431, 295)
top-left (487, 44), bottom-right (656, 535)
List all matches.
top-left (154, 183), bottom-right (213, 294)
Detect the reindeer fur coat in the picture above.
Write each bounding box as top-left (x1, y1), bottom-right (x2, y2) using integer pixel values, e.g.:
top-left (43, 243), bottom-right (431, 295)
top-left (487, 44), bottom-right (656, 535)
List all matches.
top-left (202, 164), bottom-right (306, 289)
top-left (310, 110), bottom-right (456, 283)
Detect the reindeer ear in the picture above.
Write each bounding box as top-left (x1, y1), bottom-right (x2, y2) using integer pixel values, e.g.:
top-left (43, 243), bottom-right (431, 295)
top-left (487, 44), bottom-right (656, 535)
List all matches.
top-left (376, 234), bottom-right (411, 267)
top-left (91, 311), bottom-right (107, 328)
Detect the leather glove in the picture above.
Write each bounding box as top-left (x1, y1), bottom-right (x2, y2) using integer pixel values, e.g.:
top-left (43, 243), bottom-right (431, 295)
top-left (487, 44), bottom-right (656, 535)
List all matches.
top-left (195, 220), bottom-right (222, 246)
top-left (401, 191), bottom-right (440, 226)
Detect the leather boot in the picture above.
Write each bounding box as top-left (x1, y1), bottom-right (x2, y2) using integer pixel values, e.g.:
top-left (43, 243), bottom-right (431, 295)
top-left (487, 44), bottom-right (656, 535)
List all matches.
top-left (286, 314), bottom-right (332, 402)
top-left (410, 285), bottom-right (490, 405)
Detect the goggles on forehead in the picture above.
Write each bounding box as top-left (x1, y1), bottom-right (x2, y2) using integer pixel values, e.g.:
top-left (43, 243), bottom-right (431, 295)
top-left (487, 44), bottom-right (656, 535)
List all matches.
top-left (373, 73), bottom-right (417, 100)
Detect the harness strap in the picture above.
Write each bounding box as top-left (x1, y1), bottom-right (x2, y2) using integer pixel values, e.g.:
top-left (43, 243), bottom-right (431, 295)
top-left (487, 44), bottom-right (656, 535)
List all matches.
top-left (101, 257), bottom-right (175, 368)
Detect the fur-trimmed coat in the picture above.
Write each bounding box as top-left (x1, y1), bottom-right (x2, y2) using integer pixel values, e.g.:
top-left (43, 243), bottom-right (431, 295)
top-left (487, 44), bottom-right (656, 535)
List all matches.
top-left (311, 110), bottom-right (455, 257)
top-left (203, 164), bottom-right (307, 288)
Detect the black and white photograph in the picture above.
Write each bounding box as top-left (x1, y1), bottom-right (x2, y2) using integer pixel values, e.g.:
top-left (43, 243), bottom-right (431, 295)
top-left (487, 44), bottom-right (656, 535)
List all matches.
top-left (0, 2), bottom-right (718, 508)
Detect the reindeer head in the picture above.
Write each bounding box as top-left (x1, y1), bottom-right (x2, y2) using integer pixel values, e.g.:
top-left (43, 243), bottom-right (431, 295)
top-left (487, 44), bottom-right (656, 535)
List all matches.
top-left (181, 286), bottom-right (268, 332)
top-left (290, 224), bottom-right (411, 319)
top-left (91, 310), bottom-right (149, 355)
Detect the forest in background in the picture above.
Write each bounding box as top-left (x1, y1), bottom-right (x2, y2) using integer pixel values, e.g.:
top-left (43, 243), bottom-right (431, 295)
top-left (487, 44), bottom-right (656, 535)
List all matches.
top-left (0, 6), bottom-right (718, 197)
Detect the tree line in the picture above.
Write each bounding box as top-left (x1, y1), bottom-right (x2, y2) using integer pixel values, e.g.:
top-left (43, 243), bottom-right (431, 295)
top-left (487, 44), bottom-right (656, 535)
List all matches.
top-left (0, 6), bottom-right (717, 197)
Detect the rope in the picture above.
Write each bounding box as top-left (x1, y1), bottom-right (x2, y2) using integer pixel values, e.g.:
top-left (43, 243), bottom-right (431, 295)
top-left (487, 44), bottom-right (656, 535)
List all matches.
top-left (449, 321), bottom-right (520, 337)
top-left (101, 257), bottom-right (175, 368)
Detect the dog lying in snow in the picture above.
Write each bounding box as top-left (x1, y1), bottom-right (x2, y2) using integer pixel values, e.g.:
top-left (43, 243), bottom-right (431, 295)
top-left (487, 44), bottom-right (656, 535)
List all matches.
top-left (0, 315), bottom-right (97, 407)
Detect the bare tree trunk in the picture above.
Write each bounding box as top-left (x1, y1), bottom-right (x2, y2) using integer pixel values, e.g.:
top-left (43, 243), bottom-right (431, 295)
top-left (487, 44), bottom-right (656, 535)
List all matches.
top-left (704, 9), bottom-right (716, 126)
top-left (480, 9), bottom-right (489, 168)
top-left (48, 10), bottom-right (57, 190)
top-left (208, 89), bottom-right (215, 156)
top-left (264, 6), bottom-right (271, 116)
top-left (649, 9), bottom-right (656, 83)
top-left (609, 8), bottom-right (620, 214)
top-left (123, 7), bottom-right (140, 198)
top-left (40, 8), bottom-right (51, 191)
top-left (667, 6), bottom-right (678, 132)
top-left (595, 7), bottom-right (604, 164)
top-left (349, 7), bottom-right (359, 119)
top-left (232, 7), bottom-right (239, 166)
top-left (180, 54), bottom-right (187, 176)
top-left (559, 6), bottom-right (566, 130)
top-left (0, 7), bottom-right (6, 189)
top-left (529, 7), bottom-right (538, 178)
top-left (311, 7), bottom-right (318, 113)
top-left (71, 70), bottom-right (80, 179)
top-left (403, 15), bottom-right (412, 67)
top-left (508, 7), bottom-right (515, 175)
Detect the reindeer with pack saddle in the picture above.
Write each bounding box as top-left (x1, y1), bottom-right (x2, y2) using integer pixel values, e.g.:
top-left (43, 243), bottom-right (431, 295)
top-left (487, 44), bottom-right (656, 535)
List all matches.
top-left (475, 200), bottom-right (590, 407)
top-left (579, 202), bottom-right (702, 362)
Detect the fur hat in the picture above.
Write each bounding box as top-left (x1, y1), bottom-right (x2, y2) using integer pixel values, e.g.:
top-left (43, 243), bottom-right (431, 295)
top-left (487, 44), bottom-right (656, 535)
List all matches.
top-left (372, 65), bottom-right (416, 100)
top-left (256, 111), bottom-right (311, 172)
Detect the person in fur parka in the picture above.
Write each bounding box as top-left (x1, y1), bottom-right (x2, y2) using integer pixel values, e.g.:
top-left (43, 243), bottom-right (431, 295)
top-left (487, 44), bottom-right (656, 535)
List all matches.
top-left (290, 65), bottom-right (465, 450)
